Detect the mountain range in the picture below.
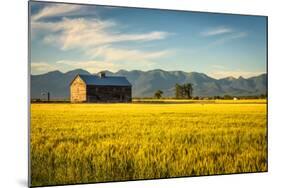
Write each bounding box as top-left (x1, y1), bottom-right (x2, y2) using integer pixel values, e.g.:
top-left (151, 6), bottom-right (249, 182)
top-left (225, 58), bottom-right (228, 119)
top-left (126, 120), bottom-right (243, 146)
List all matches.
top-left (31, 69), bottom-right (267, 99)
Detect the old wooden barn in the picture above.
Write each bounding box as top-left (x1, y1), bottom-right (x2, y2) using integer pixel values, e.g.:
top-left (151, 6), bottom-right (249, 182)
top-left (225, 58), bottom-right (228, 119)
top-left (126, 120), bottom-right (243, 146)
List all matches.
top-left (70, 72), bottom-right (132, 103)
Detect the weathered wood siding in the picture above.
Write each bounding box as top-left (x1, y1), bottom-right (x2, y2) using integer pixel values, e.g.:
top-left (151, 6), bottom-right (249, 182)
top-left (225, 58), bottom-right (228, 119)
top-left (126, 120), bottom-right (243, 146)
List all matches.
top-left (70, 76), bottom-right (87, 102)
top-left (86, 85), bottom-right (132, 102)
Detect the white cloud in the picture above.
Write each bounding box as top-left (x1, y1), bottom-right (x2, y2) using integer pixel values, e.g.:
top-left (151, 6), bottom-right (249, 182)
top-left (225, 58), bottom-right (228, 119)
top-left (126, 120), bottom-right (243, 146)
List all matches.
top-left (185, 28), bottom-right (247, 55)
top-left (56, 60), bottom-right (121, 73)
top-left (31, 62), bottom-right (60, 75)
top-left (209, 32), bottom-right (248, 46)
top-left (31, 60), bottom-right (123, 75)
top-left (201, 26), bottom-right (233, 37)
top-left (31, 4), bottom-right (173, 74)
top-left (31, 16), bottom-right (172, 70)
top-left (31, 15), bottom-right (169, 50)
top-left (31, 4), bottom-right (82, 21)
top-left (32, 17), bottom-right (170, 51)
top-left (86, 45), bottom-right (171, 62)
top-left (199, 26), bottom-right (247, 48)
top-left (187, 32), bottom-right (247, 55)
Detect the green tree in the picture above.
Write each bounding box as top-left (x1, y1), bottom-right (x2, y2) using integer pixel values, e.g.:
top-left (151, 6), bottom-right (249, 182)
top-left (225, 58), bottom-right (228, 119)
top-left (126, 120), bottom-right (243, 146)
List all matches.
top-left (154, 90), bottom-right (163, 99)
top-left (185, 83), bottom-right (193, 99)
top-left (175, 83), bottom-right (193, 99)
top-left (175, 84), bottom-right (183, 99)
top-left (182, 83), bottom-right (193, 99)
top-left (224, 95), bottom-right (232, 99)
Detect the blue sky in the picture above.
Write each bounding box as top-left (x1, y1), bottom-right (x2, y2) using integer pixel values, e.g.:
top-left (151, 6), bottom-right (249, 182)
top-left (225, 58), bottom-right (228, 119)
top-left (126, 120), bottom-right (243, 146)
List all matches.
top-left (30, 1), bottom-right (267, 78)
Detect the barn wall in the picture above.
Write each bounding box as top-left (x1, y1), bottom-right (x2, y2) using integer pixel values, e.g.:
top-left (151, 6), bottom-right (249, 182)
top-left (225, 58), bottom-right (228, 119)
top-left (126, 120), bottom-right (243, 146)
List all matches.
top-left (86, 85), bottom-right (132, 102)
top-left (70, 76), bottom-right (87, 102)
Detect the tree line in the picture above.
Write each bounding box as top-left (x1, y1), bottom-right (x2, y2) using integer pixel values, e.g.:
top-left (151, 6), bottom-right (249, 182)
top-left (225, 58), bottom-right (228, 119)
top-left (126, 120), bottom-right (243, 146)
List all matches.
top-left (154, 83), bottom-right (193, 99)
top-left (154, 84), bottom-right (267, 99)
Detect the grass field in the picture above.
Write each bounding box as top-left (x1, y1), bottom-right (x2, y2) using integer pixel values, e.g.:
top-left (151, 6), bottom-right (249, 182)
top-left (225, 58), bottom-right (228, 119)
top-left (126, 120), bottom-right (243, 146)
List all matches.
top-left (30, 100), bottom-right (267, 186)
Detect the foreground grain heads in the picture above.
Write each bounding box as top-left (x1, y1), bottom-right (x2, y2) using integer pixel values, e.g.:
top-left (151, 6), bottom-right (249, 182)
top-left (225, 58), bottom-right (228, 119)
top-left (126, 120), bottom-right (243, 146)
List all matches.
top-left (30, 101), bottom-right (267, 186)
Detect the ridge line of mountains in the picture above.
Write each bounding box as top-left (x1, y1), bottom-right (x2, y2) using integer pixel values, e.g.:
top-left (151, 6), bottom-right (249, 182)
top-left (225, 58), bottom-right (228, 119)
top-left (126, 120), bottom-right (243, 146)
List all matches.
top-left (31, 69), bottom-right (267, 99)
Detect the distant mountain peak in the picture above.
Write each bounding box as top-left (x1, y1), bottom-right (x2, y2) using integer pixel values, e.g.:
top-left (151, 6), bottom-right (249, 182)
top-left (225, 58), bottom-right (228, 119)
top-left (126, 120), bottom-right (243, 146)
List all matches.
top-left (223, 76), bottom-right (236, 81)
top-left (31, 69), bottom-right (267, 99)
top-left (66, 69), bottom-right (90, 76)
top-left (152, 69), bottom-right (165, 72)
top-left (48, 70), bottom-right (62, 74)
top-left (116, 69), bottom-right (128, 74)
top-left (38, 70), bottom-right (63, 77)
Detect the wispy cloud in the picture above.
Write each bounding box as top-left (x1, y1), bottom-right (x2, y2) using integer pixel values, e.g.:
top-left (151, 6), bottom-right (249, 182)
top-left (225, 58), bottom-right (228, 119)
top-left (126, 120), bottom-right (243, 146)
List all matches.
top-left (54, 46), bottom-right (172, 73)
top-left (200, 26), bottom-right (247, 46)
top-left (209, 32), bottom-right (248, 46)
top-left (56, 60), bottom-right (121, 73)
top-left (31, 2), bottom-right (171, 50)
top-left (31, 4), bottom-right (82, 21)
top-left (186, 31), bottom-right (247, 55)
top-left (86, 45), bottom-right (171, 62)
top-left (37, 18), bottom-right (169, 50)
top-left (60, 59), bottom-right (158, 73)
top-left (31, 60), bottom-right (122, 75)
top-left (201, 26), bottom-right (233, 37)
top-left (31, 5), bottom-right (172, 73)
top-left (31, 62), bottom-right (59, 74)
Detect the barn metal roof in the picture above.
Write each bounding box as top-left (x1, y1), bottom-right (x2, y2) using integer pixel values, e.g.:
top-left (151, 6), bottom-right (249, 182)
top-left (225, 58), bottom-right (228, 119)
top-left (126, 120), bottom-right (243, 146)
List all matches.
top-left (78, 74), bottom-right (132, 86)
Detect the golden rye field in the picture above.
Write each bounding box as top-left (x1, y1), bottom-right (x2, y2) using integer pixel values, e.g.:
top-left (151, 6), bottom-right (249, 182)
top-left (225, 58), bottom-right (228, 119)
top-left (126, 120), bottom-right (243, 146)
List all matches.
top-left (30, 101), bottom-right (267, 186)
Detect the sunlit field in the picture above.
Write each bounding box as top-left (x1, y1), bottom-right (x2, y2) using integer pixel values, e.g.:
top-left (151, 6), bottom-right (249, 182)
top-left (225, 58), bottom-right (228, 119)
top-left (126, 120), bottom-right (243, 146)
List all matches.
top-left (30, 100), bottom-right (267, 186)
